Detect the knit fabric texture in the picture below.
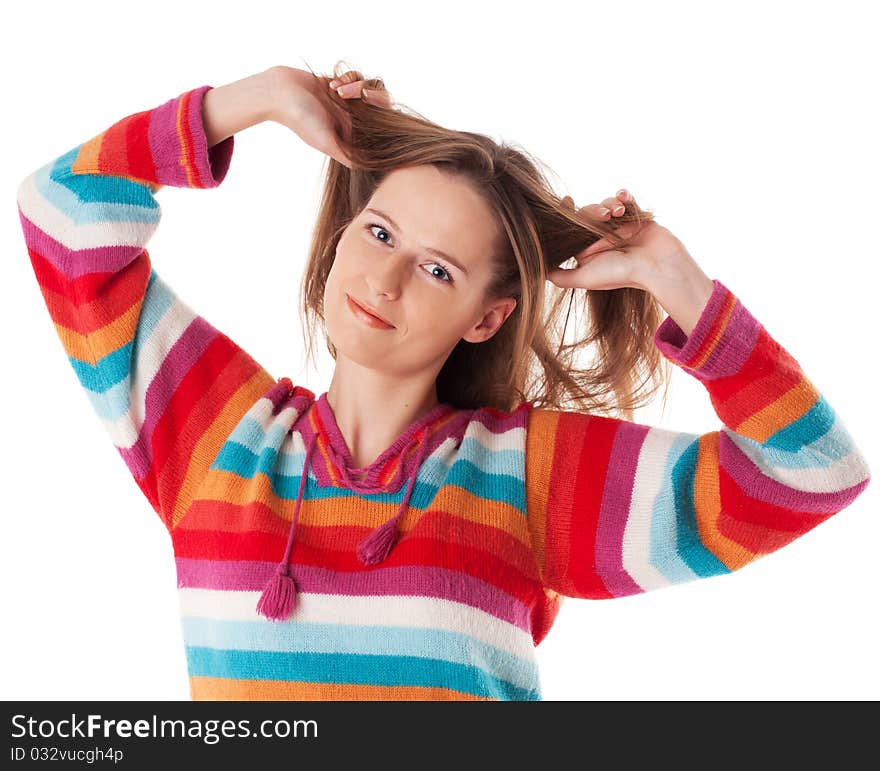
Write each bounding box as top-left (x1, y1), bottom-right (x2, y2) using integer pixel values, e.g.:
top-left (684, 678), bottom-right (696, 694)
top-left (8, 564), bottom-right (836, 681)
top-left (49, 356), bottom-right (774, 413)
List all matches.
top-left (16, 84), bottom-right (872, 701)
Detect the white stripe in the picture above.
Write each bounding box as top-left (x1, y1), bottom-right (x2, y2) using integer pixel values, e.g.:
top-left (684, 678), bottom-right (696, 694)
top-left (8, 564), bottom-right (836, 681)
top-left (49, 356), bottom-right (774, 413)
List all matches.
top-left (95, 294), bottom-right (196, 450)
top-left (465, 418), bottom-right (525, 455)
top-left (18, 165), bottom-right (159, 253)
top-left (622, 426), bottom-right (681, 591)
top-left (724, 427), bottom-right (871, 492)
top-left (177, 587), bottom-right (535, 661)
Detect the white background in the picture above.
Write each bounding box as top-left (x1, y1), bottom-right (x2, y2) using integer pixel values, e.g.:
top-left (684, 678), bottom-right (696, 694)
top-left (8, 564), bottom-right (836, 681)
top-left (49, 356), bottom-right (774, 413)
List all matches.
top-left (2, 0), bottom-right (877, 701)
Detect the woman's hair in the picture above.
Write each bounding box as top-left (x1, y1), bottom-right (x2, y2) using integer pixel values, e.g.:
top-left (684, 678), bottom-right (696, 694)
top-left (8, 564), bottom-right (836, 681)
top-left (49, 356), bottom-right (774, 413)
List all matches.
top-left (297, 60), bottom-right (672, 421)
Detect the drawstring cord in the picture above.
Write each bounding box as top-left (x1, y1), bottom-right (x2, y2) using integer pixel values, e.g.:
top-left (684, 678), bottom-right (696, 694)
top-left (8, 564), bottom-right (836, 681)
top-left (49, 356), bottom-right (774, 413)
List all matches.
top-left (256, 420), bottom-right (432, 621)
top-left (255, 430), bottom-right (319, 621)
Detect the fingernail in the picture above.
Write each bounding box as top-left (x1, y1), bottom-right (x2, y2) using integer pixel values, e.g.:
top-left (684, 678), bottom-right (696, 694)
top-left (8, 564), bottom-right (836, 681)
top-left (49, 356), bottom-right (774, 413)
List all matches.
top-left (329, 79), bottom-right (340, 88)
top-left (361, 88), bottom-right (372, 99)
top-left (599, 207), bottom-right (610, 215)
top-left (613, 205), bottom-right (625, 214)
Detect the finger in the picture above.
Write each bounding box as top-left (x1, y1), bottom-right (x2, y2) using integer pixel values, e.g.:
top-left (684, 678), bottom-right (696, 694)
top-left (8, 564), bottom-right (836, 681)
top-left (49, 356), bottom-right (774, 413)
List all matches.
top-left (561, 195), bottom-right (576, 210)
top-left (335, 79), bottom-right (366, 97)
top-left (546, 266), bottom-right (584, 289)
top-left (582, 202), bottom-right (613, 220)
top-left (330, 70), bottom-right (363, 89)
top-left (336, 79), bottom-right (390, 104)
top-left (601, 196), bottom-right (626, 215)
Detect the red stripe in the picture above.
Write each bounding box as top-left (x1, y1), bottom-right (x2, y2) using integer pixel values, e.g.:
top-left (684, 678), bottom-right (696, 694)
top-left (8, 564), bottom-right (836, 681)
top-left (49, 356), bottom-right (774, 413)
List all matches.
top-left (151, 331), bottom-right (255, 488)
top-left (29, 246), bottom-right (152, 337)
top-left (125, 108), bottom-right (158, 183)
top-left (157, 345), bottom-right (267, 515)
top-left (715, 330), bottom-right (805, 426)
top-left (176, 502), bottom-right (536, 574)
top-left (717, 464), bottom-right (831, 553)
top-left (173, 527), bottom-right (537, 602)
top-left (546, 412), bottom-right (614, 599)
top-left (98, 114), bottom-right (132, 176)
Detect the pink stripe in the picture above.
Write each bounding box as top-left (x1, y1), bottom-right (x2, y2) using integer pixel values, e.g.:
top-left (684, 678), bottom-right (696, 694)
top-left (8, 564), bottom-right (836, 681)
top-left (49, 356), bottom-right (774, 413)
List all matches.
top-left (17, 212), bottom-right (145, 279)
top-left (718, 431), bottom-right (869, 513)
top-left (696, 300), bottom-right (761, 380)
top-left (595, 422), bottom-right (647, 596)
top-left (654, 281), bottom-right (761, 381)
top-left (175, 558), bottom-right (532, 632)
top-left (147, 92), bottom-right (187, 187)
top-left (117, 316), bottom-right (220, 477)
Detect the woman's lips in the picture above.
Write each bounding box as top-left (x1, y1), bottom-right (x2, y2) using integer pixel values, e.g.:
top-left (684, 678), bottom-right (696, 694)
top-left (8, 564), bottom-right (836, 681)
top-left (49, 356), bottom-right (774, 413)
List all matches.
top-left (347, 294), bottom-right (395, 329)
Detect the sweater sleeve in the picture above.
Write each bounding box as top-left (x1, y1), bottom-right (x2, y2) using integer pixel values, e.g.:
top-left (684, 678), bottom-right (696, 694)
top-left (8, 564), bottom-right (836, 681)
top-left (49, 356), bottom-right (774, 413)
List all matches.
top-left (524, 278), bottom-right (871, 599)
top-left (16, 85), bottom-right (278, 535)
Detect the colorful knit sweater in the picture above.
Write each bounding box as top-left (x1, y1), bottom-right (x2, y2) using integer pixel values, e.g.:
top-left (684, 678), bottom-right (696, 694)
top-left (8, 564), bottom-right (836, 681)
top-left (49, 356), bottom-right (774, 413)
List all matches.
top-left (16, 84), bottom-right (871, 701)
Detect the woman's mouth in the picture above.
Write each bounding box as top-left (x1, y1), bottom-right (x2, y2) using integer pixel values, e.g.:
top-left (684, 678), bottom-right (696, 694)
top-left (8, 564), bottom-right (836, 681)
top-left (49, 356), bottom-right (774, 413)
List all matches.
top-left (346, 294), bottom-right (395, 330)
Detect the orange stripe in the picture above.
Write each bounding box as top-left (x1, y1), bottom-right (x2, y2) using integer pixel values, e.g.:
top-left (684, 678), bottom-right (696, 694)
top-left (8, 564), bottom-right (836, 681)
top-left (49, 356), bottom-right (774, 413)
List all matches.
top-left (692, 432), bottom-right (757, 569)
top-left (687, 290), bottom-right (738, 370)
top-left (71, 132), bottom-right (104, 175)
top-left (194, 469), bottom-right (533, 550)
top-left (189, 676), bottom-right (494, 701)
top-left (734, 376), bottom-right (819, 442)
top-left (523, 408), bottom-right (557, 580)
top-left (175, 90), bottom-right (199, 188)
top-left (171, 368), bottom-right (275, 529)
top-left (53, 290), bottom-right (141, 364)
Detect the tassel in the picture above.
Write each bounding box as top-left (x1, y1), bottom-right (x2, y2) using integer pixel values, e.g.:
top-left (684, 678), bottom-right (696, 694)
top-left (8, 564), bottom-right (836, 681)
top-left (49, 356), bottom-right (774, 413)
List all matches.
top-left (256, 564), bottom-right (297, 621)
top-left (357, 518), bottom-right (400, 566)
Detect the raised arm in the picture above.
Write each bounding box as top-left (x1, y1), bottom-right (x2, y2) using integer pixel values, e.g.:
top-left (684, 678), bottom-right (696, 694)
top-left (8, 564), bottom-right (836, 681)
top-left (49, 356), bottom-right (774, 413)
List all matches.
top-left (526, 278), bottom-right (871, 599)
top-left (16, 71), bottom-right (283, 534)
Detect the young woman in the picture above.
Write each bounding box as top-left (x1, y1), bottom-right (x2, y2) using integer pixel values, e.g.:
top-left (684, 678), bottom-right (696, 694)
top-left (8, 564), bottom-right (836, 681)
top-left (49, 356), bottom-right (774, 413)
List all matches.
top-left (16, 63), bottom-right (871, 701)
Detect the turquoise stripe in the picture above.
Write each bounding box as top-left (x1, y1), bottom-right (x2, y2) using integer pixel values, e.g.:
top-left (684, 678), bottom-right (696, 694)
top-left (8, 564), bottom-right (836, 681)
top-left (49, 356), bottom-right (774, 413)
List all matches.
top-left (458, 435), bottom-right (526, 481)
top-left (69, 341), bottom-right (132, 396)
top-left (46, 146), bottom-right (159, 215)
top-left (766, 394), bottom-right (835, 452)
top-left (69, 270), bottom-right (198, 422)
top-left (84, 372), bottom-right (130, 423)
top-left (226, 414), bottom-right (291, 451)
top-left (181, 617), bottom-right (539, 692)
top-left (671, 439), bottom-right (730, 578)
top-left (212, 438), bottom-right (527, 514)
top-left (448, 458), bottom-right (527, 514)
top-left (726, 417), bottom-right (855, 473)
top-left (185, 646), bottom-right (540, 701)
top-left (217, 415), bottom-right (527, 513)
top-left (210, 443), bottom-right (460, 511)
top-left (650, 433), bottom-right (700, 583)
top-left (226, 417), bottom-right (526, 483)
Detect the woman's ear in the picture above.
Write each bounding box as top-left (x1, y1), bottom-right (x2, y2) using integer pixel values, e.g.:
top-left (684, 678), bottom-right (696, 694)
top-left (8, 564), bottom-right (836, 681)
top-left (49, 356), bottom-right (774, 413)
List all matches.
top-left (462, 297), bottom-right (517, 344)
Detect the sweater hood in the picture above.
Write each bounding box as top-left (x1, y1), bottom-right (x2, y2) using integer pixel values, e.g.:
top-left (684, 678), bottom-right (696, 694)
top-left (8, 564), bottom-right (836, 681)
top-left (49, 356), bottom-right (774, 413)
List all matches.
top-left (256, 377), bottom-right (462, 621)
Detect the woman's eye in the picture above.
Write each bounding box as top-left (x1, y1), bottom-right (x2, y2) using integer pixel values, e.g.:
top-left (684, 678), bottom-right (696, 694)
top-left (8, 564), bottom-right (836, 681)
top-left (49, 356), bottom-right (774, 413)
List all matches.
top-left (369, 224), bottom-right (392, 245)
top-left (366, 224), bottom-right (454, 284)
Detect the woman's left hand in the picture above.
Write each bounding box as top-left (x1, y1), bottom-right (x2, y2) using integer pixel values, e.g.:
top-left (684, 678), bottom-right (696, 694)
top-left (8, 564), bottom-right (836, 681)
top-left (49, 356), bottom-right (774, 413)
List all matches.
top-left (547, 189), bottom-right (697, 293)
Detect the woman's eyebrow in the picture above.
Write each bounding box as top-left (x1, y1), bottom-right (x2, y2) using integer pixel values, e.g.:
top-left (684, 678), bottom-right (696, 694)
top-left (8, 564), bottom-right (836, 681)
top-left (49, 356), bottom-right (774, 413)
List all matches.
top-left (365, 207), bottom-right (469, 277)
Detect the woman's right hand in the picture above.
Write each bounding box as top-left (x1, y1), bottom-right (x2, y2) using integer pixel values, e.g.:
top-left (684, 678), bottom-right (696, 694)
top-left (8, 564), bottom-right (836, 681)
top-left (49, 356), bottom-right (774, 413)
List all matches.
top-left (266, 65), bottom-right (393, 168)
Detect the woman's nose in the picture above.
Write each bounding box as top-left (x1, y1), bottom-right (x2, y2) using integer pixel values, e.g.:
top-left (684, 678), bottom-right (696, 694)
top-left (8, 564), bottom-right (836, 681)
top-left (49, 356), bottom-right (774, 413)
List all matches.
top-left (365, 254), bottom-right (406, 295)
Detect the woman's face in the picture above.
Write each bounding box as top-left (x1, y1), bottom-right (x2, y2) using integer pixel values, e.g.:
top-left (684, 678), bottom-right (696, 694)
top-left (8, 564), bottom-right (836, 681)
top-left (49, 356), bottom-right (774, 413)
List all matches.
top-left (324, 164), bottom-right (516, 377)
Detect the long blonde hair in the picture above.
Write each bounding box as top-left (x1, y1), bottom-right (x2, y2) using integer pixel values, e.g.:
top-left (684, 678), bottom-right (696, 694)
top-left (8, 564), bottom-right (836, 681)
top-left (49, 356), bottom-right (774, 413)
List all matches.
top-left (298, 60), bottom-right (672, 420)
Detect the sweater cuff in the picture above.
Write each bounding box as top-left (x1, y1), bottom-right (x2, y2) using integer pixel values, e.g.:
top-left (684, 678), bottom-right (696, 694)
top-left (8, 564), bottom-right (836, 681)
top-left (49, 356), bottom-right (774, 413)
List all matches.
top-left (150, 85), bottom-right (234, 188)
top-left (653, 278), bottom-right (762, 381)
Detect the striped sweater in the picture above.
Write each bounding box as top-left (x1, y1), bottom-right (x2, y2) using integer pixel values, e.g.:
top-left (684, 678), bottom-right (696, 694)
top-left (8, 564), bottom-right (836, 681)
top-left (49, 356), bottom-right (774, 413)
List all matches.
top-left (16, 84), bottom-right (872, 701)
